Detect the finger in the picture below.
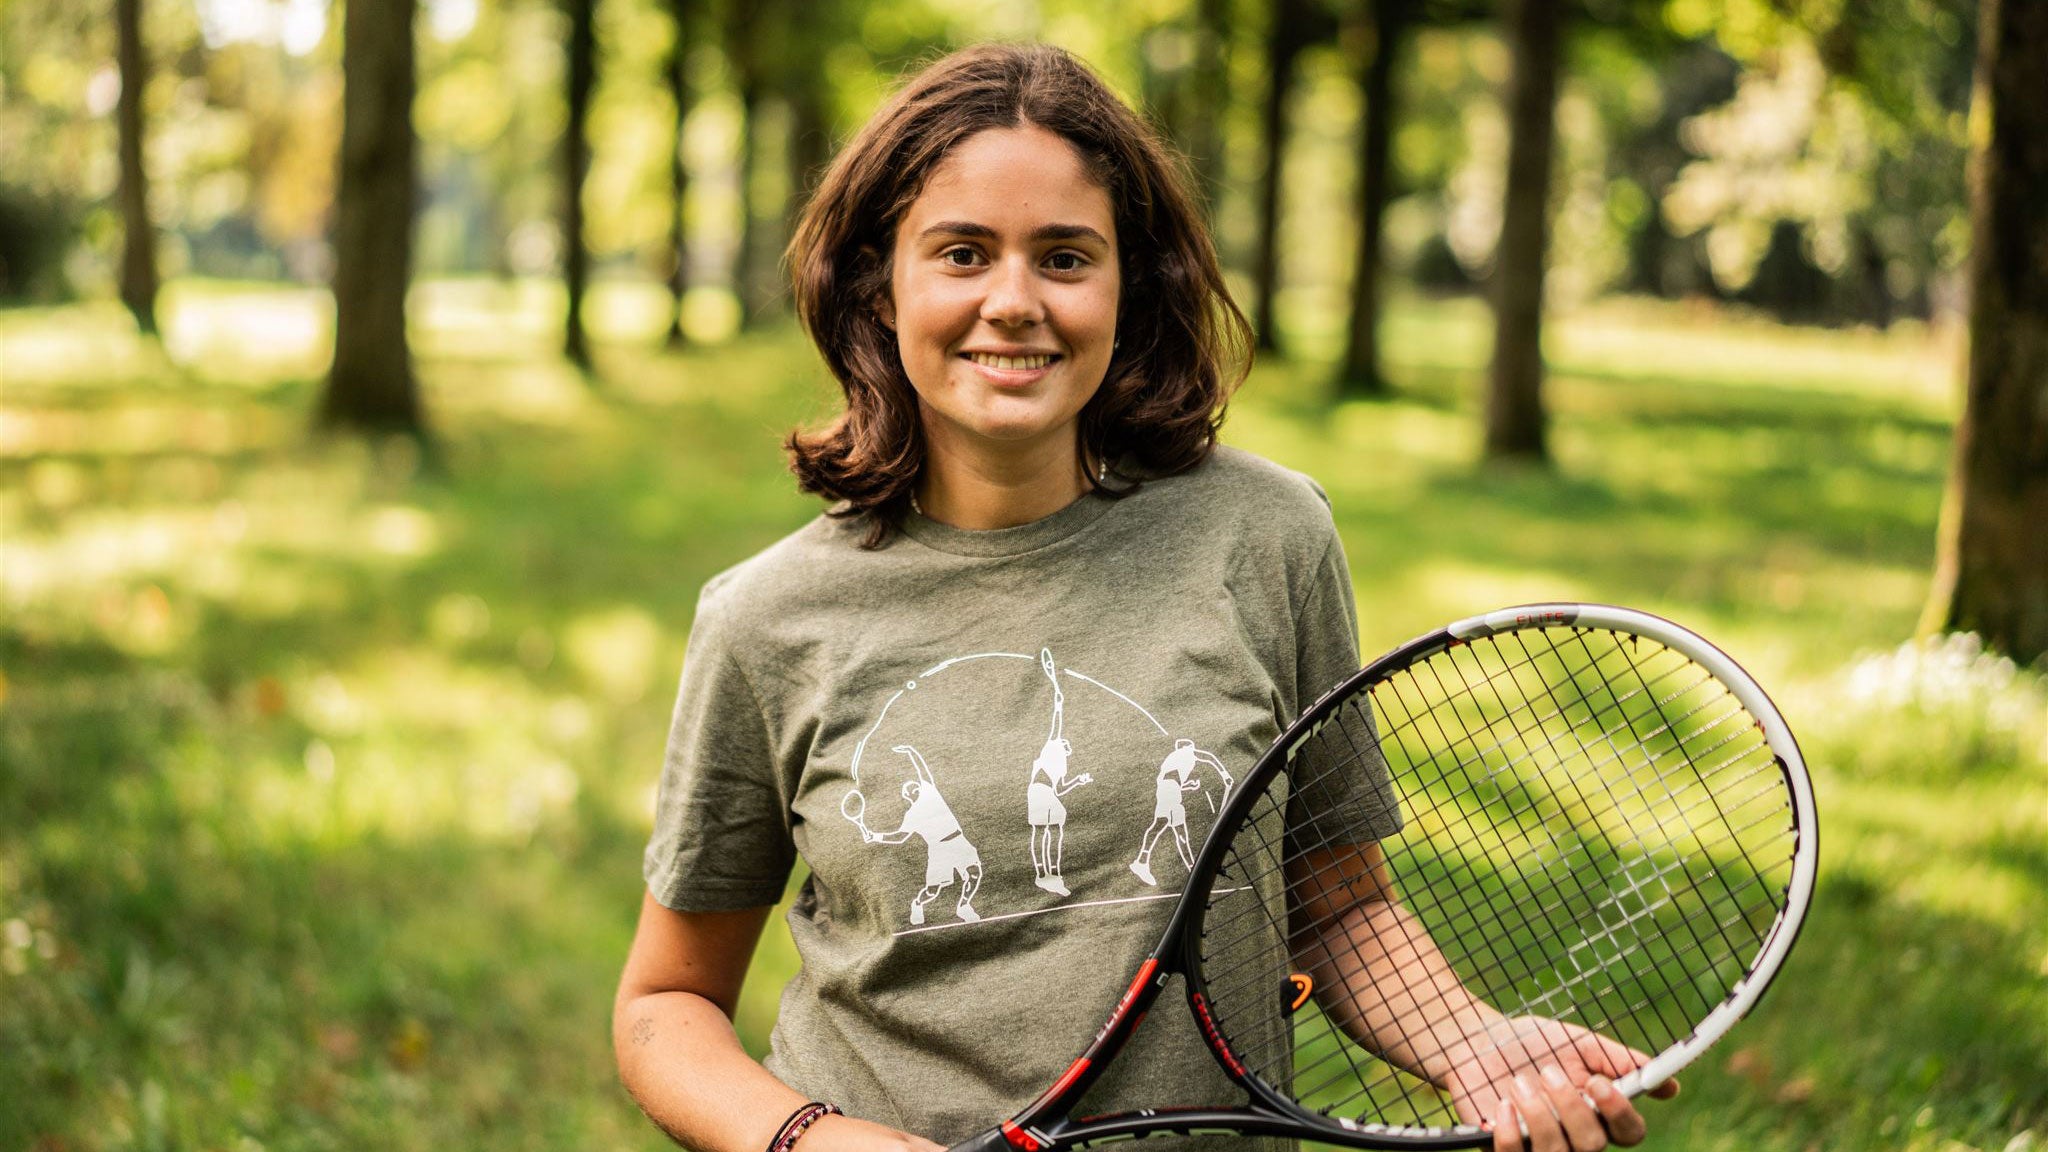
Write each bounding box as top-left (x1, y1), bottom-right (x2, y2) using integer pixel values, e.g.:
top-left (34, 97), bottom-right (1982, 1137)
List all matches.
top-left (1575, 1031), bottom-right (1654, 1082)
top-left (1540, 1065), bottom-right (1608, 1152)
top-left (1492, 1094), bottom-right (1522, 1152)
top-left (1586, 1076), bottom-right (1648, 1147)
top-left (1566, 1030), bottom-right (1678, 1100)
top-left (1512, 1073), bottom-right (1565, 1152)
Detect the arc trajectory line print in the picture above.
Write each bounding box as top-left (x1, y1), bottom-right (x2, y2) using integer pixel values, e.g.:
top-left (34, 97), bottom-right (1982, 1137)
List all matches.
top-left (1060, 668), bottom-right (1170, 736)
top-left (891, 885), bottom-right (1255, 938)
top-left (847, 651), bottom-right (1039, 785)
top-left (920, 650), bottom-right (1040, 678)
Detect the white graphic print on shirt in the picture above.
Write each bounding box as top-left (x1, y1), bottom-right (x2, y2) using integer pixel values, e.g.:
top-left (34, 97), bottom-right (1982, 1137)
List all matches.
top-left (1027, 647), bottom-right (1093, 897)
top-left (842, 648), bottom-right (1239, 934)
top-left (1130, 739), bottom-right (1236, 887)
top-left (854, 744), bottom-right (984, 925)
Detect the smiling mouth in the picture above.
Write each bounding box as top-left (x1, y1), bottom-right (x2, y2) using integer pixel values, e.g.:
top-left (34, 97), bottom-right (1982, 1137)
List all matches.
top-left (961, 352), bottom-right (1061, 371)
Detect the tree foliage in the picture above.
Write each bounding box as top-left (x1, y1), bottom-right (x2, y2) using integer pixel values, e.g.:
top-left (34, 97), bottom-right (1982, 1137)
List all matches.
top-left (0, 0), bottom-right (1981, 343)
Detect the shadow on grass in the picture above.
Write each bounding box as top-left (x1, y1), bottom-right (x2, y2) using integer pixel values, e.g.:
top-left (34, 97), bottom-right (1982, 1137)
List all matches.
top-left (1, 633), bottom-right (665, 1152)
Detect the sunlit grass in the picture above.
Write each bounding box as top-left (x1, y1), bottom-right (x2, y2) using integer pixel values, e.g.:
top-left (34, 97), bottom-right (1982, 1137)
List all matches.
top-left (1, 280), bottom-right (2041, 1151)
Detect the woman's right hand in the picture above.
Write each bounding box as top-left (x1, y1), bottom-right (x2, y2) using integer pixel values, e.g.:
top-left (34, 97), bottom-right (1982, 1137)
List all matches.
top-left (799, 1114), bottom-right (945, 1152)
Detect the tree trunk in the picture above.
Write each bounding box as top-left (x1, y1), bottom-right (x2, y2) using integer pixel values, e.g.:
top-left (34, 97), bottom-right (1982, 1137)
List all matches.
top-left (664, 0), bottom-right (693, 348)
top-left (733, 89), bottom-right (764, 327)
top-left (1923, 0), bottom-right (2048, 662)
top-left (115, 0), bottom-right (159, 335)
top-left (321, 0), bottom-right (424, 438)
top-left (1484, 0), bottom-right (1564, 463)
top-left (484, 2), bottom-right (518, 281)
top-left (1186, 0), bottom-right (1233, 226)
top-left (562, 0), bottom-right (596, 369)
top-left (725, 0), bottom-right (767, 330)
top-left (1251, 0), bottom-right (1305, 356)
top-left (783, 18), bottom-right (831, 273)
top-left (1337, 0), bottom-right (1411, 400)
top-left (1139, 21), bottom-right (1181, 142)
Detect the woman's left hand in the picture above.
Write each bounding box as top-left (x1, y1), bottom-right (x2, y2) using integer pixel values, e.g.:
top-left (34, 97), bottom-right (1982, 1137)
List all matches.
top-left (1439, 1015), bottom-right (1679, 1152)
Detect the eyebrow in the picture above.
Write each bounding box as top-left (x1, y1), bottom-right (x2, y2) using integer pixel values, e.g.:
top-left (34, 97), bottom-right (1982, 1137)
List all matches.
top-left (917, 220), bottom-right (1111, 247)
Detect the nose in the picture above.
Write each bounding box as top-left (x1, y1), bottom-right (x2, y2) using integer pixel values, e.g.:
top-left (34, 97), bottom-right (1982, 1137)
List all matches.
top-left (979, 253), bottom-right (1045, 327)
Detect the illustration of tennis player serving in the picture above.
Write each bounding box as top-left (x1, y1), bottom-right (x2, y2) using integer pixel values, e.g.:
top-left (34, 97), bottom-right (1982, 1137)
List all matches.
top-left (850, 744), bottom-right (984, 926)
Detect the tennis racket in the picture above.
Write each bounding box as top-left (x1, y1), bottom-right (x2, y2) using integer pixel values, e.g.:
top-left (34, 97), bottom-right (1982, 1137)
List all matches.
top-left (842, 789), bottom-right (875, 842)
top-left (950, 603), bottom-right (1817, 1151)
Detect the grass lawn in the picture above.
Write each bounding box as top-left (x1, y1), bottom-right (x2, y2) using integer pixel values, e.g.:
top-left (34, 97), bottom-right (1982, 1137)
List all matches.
top-left (2, 280), bottom-right (2042, 1151)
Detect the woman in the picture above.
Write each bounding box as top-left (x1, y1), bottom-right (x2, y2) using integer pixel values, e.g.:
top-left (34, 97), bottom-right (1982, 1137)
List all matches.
top-left (613, 42), bottom-right (1670, 1152)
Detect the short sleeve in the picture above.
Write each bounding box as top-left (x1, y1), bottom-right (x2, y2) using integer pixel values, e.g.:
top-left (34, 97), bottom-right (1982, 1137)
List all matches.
top-left (1285, 529), bottom-right (1404, 849)
top-left (1294, 524), bottom-right (1363, 713)
top-left (642, 592), bottom-right (796, 911)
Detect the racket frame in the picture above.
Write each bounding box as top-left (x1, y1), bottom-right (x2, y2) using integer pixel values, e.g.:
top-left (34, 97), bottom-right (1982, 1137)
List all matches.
top-left (968, 604), bottom-right (1818, 1152)
top-left (1442, 605), bottom-right (1819, 1096)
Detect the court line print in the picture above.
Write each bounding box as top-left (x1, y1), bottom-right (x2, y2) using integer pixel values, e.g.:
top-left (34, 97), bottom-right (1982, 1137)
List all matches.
top-left (893, 884), bottom-right (1253, 938)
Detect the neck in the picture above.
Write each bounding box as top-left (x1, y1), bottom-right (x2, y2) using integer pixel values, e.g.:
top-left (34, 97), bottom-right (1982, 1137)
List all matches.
top-left (915, 431), bottom-right (1094, 531)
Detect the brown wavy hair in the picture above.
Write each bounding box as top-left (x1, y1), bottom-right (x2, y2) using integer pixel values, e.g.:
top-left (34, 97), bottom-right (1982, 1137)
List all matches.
top-left (784, 41), bottom-right (1253, 547)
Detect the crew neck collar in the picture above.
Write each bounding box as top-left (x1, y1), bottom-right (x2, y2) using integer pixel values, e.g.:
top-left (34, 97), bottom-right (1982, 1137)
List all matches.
top-left (897, 485), bottom-right (1117, 557)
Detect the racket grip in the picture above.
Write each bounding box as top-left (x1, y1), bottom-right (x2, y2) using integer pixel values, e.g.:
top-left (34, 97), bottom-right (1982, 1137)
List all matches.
top-left (947, 1126), bottom-right (1016, 1152)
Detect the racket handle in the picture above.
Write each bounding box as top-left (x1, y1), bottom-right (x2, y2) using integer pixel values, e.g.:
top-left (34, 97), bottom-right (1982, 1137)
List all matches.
top-left (947, 1126), bottom-right (1016, 1152)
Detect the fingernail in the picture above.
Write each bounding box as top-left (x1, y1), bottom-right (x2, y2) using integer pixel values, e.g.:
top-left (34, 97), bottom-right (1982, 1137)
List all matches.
top-left (1542, 1065), bottom-right (1569, 1090)
top-left (1587, 1075), bottom-right (1613, 1097)
top-left (1514, 1073), bottom-right (1536, 1096)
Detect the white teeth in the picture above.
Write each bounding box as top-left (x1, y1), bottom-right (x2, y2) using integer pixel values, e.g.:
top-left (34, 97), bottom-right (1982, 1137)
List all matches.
top-left (968, 353), bottom-right (1054, 371)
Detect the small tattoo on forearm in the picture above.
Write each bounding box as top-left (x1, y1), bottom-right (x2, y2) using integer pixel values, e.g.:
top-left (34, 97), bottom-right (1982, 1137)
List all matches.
top-left (631, 1017), bottom-right (655, 1046)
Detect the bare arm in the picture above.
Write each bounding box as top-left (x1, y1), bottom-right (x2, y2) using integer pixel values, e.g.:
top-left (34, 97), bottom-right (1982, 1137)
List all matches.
top-left (613, 892), bottom-right (942, 1152)
top-left (1285, 845), bottom-right (1676, 1152)
top-left (1286, 842), bottom-right (1502, 1084)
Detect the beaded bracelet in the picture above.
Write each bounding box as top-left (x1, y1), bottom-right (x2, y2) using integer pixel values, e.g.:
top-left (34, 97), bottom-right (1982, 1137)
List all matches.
top-left (767, 1102), bottom-right (842, 1152)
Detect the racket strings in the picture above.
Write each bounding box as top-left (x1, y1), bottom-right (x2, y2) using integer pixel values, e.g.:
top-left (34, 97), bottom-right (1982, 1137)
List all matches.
top-left (1204, 782), bottom-right (1391, 1105)
top-left (1195, 625), bottom-right (1800, 1131)
top-left (1201, 702), bottom-right (1785, 1015)
top-left (1391, 634), bottom-right (1776, 968)
top-left (1201, 678), bottom-right (1779, 961)
top-left (1212, 721), bottom-right (1712, 1115)
top-left (1203, 707), bottom-right (1482, 1123)
top-left (1389, 631), bottom-right (1791, 1032)
top-left (1489, 630), bottom-right (1764, 985)
top-left (1278, 689), bottom-right (1691, 1114)
top-left (1540, 630), bottom-right (1800, 986)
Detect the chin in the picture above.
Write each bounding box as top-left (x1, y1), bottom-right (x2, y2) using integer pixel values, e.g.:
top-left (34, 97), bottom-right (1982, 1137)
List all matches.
top-left (964, 419), bottom-right (1064, 444)
top-left (952, 399), bottom-right (1075, 443)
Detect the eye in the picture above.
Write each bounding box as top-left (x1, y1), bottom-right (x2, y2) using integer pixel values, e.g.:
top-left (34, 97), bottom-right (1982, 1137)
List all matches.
top-left (940, 246), bottom-right (981, 267)
top-left (1046, 251), bottom-right (1086, 272)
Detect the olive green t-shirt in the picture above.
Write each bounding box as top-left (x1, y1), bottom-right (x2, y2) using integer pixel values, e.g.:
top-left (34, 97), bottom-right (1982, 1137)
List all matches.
top-left (643, 445), bottom-right (1403, 1144)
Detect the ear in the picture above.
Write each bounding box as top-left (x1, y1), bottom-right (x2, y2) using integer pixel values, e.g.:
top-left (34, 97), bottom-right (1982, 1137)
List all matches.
top-left (858, 243), bottom-right (895, 332)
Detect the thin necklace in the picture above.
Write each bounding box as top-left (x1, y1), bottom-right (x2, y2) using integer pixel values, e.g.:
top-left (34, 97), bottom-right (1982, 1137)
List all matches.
top-left (911, 459), bottom-right (1108, 518)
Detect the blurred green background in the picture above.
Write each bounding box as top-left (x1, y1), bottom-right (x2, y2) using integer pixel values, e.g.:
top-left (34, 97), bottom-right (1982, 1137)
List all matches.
top-left (3, 0), bottom-right (2045, 1149)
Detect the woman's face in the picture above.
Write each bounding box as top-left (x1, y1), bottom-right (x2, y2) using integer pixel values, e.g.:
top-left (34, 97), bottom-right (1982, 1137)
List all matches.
top-left (883, 123), bottom-right (1121, 469)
